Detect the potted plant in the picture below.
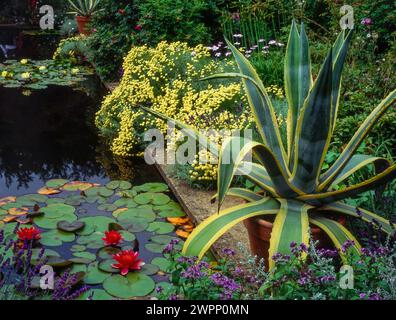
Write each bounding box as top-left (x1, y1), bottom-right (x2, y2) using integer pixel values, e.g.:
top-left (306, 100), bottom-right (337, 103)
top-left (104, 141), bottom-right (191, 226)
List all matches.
top-left (141, 21), bottom-right (396, 270)
top-left (68, 0), bottom-right (102, 36)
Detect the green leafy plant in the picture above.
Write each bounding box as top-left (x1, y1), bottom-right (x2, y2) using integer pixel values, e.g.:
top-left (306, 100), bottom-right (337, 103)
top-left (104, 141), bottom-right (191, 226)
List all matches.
top-left (141, 21), bottom-right (396, 269)
top-left (68, 0), bottom-right (103, 17)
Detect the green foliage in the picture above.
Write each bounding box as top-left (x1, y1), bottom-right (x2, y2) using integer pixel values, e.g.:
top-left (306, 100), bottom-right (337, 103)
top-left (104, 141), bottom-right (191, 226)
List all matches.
top-left (144, 22), bottom-right (396, 269)
top-left (67, 0), bottom-right (103, 17)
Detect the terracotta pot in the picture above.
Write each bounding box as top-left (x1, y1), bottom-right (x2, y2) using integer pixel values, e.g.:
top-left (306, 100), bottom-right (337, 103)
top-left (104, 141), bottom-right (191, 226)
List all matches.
top-left (244, 215), bottom-right (345, 270)
top-left (75, 15), bottom-right (92, 36)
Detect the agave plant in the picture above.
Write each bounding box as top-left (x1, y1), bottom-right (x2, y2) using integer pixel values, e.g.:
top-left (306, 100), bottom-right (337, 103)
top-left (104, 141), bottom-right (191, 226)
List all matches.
top-left (141, 21), bottom-right (396, 269)
top-left (68, 0), bottom-right (103, 17)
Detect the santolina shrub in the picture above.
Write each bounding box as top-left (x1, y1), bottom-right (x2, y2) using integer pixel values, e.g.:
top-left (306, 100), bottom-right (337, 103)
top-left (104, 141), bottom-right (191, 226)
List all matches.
top-left (95, 41), bottom-right (252, 183)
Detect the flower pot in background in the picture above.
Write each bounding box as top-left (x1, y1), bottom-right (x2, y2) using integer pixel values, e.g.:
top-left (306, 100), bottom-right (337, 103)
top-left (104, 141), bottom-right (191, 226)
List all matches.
top-left (75, 15), bottom-right (91, 36)
top-left (244, 216), bottom-right (346, 271)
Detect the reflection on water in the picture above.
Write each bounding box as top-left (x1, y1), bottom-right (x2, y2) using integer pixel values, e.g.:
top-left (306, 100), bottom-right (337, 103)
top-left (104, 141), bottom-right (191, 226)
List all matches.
top-left (0, 81), bottom-right (161, 196)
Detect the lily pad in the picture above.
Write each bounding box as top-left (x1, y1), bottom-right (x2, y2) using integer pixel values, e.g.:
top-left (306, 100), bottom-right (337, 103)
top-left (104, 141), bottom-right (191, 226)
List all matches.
top-left (62, 181), bottom-right (93, 191)
top-left (46, 179), bottom-right (68, 188)
top-left (140, 264), bottom-right (160, 276)
top-left (70, 245), bottom-right (86, 252)
top-left (113, 198), bottom-right (137, 208)
top-left (106, 181), bottom-right (132, 190)
top-left (85, 187), bottom-right (113, 198)
top-left (57, 220), bottom-right (85, 232)
top-left (78, 289), bottom-right (114, 300)
top-left (147, 222), bottom-right (174, 234)
top-left (77, 216), bottom-right (116, 236)
top-left (155, 203), bottom-right (185, 218)
top-left (73, 251), bottom-right (96, 262)
top-left (77, 232), bottom-right (105, 249)
top-left (103, 273), bottom-right (155, 298)
top-left (126, 220), bottom-right (148, 233)
top-left (117, 208), bottom-right (156, 223)
top-left (84, 262), bottom-right (111, 285)
top-left (98, 259), bottom-right (119, 273)
top-left (40, 229), bottom-right (76, 246)
top-left (151, 257), bottom-right (171, 272)
top-left (119, 230), bottom-right (136, 241)
top-left (134, 193), bottom-right (170, 205)
top-left (34, 203), bottom-right (76, 229)
top-left (97, 204), bottom-right (118, 212)
top-left (97, 247), bottom-right (121, 260)
top-left (133, 183), bottom-right (168, 193)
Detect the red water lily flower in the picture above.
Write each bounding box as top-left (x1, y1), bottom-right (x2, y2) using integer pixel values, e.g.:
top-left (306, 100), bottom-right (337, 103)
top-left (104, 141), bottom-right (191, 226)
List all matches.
top-left (102, 230), bottom-right (123, 246)
top-left (112, 250), bottom-right (144, 276)
top-left (118, 9), bottom-right (125, 15)
top-left (134, 25), bottom-right (142, 31)
top-left (17, 226), bottom-right (41, 241)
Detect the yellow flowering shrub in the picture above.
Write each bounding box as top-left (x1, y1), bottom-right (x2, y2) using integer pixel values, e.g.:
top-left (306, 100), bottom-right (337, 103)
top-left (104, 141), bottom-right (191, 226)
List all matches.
top-left (96, 41), bottom-right (253, 185)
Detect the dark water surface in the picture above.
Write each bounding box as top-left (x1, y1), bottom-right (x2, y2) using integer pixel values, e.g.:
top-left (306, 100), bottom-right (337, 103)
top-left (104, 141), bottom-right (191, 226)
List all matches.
top-left (0, 81), bottom-right (162, 197)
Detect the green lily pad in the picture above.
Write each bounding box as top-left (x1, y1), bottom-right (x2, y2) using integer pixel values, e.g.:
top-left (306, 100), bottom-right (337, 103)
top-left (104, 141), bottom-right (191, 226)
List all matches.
top-left (40, 229), bottom-right (76, 246)
top-left (84, 262), bottom-right (111, 285)
top-left (113, 198), bottom-right (137, 208)
top-left (77, 232), bottom-right (105, 249)
top-left (106, 181), bottom-right (132, 190)
top-left (18, 194), bottom-right (48, 204)
top-left (151, 257), bottom-right (171, 272)
top-left (69, 257), bottom-right (94, 264)
top-left (57, 220), bottom-right (85, 232)
top-left (85, 187), bottom-right (113, 198)
top-left (46, 256), bottom-right (73, 267)
top-left (98, 259), bottom-right (119, 273)
top-left (65, 195), bottom-right (84, 206)
top-left (134, 193), bottom-right (170, 205)
top-left (155, 202), bottom-right (185, 217)
top-left (117, 208), bottom-right (156, 223)
top-left (145, 243), bottom-right (167, 253)
top-left (119, 230), bottom-right (136, 241)
top-left (34, 203), bottom-right (77, 229)
top-left (71, 245), bottom-right (86, 252)
top-left (97, 246), bottom-right (121, 260)
top-left (126, 220), bottom-right (149, 233)
top-left (133, 183), bottom-right (168, 193)
top-left (103, 273), bottom-right (155, 298)
top-left (97, 204), bottom-right (118, 212)
top-left (118, 190), bottom-right (137, 198)
top-left (73, 251), bottom-right (96, 262)
top-left (140, 264), bottom-right (160, 276)
top-left (70, 263), bottom-right (87, 274)
top-left (147, 222), bottom-right (174, 234)
top-left (46, 179), bottom-right (68, 188)
top-left (46, 198), bottom-right (65, 204)
top-left (77, 216), bottom-right (117, 236)
top-left (78, 289), bottom-right (114, 300)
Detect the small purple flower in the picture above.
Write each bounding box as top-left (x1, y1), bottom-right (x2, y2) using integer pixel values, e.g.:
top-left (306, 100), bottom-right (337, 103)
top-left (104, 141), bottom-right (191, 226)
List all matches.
top-left (169, 294), bottom-right (179, 300)
top-left (221, 248), bottom-right (235, 256)
top-left (155, 286), bottom-right (163, 293)
top-left (341, 240), bottom-right (355, 253)
top-left (359, 293), bottom-right (366, 299)
top-left (361, 18), bottom-right (372, 26)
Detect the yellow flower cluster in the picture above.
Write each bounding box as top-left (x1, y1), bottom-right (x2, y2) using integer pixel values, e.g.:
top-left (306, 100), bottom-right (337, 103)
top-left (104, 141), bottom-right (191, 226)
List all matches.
top-left (96, 41), bottom-right (251, 183)
top-left (266, 84), bottom-right (284, 99)
top-left (53, 36), bottom-right (85, 63)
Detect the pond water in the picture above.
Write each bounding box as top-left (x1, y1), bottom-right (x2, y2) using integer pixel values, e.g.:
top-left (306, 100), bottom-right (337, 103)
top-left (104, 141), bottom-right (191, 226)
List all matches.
top-left (0, 75), bottom-right (187, 299)
top-left (0, 80), bottom-right (162, 197)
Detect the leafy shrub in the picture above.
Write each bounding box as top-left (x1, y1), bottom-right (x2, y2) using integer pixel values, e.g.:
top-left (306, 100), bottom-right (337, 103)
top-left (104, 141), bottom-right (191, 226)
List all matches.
top-left (86, 0), bottom-right (141, 80)
top-left (95, 42), bottom-right (251, 186)
top-left (87, 0), bottom-right (222, 80)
